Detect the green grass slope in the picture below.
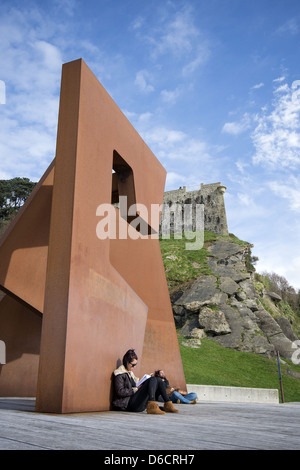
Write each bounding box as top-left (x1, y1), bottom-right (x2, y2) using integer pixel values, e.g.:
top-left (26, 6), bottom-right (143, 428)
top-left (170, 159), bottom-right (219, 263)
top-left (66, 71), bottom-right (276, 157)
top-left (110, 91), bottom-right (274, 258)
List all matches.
top-left (179, 336), bottom-right (300, 403)
top-left (160, 230), bottom-right (249, 289)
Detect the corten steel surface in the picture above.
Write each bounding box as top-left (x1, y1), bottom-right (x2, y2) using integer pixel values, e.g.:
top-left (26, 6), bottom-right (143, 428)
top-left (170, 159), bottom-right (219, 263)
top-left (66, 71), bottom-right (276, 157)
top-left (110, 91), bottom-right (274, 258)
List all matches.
top-left (0, 293), bottom-right (41, 397)
top-left (0, 59), bottom-right (186, 413)
top-left (0, 162), bottom-right (54, 312)
top-left (0, 164), bottom-right (53, 398)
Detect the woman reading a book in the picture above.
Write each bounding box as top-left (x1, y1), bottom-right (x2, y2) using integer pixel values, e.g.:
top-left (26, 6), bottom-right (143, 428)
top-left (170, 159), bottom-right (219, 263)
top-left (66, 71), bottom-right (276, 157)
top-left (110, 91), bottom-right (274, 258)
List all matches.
top-left (112, 349), bottom-right (179, 414)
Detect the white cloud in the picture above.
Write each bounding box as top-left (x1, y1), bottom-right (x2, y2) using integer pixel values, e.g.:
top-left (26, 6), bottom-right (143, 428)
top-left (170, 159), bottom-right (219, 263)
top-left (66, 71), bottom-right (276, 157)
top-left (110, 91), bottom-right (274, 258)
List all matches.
top-left (273, 76), bottom-right (286, 83)
top-left (53, 0), bottom-right (77, 17)
top-left (222, 113), bottom-right (251, 135)
top-left (251, 82), bottom-right (264, 90)
top-left (0, 7), bottom-right (65, 180)
top-left (225, 190), bottom-right (269, 244)
top-left (130, 16), bottom-right (144, 31)
top-left (160, 87), bottom-right (181, 104)
top-left (143, 126), bottom-right (214, 172)
top-left (235, 160), bottom-right (250, 174)
top-left (237, 193), bottom-right (252, 207)
top-left (134, 70), bottom-right (154, 93)
top-left (255, 244), bottom-right (300, 290)
top-left (129, 115), bottom-right (216, 176)
top-left (165, 171), bottom-right (185, 187)
top-left (0, 6), bottom-right (133, 181)
top-left (34, 40), bottom-right (62, 71)
top-left (268, 177), bottom-right (300, 213)
top-left (139, 6), bottom-right (209, 76)
top-left (143, 127), bottom-right (187, 148)
top-left (151, 8), bottom-right (199, 58)
top-left (276, 18), bottom-right (298, 36)
top-left (182, 43), bottom-right (210, 76)
top-left (252, 79), bottom-right (300, 168)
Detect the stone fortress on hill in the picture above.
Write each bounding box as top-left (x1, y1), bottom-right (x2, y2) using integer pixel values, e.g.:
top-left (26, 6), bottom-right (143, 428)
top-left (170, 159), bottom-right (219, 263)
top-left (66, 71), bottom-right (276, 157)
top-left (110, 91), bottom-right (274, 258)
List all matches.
top-left (160, 182), bottom-right (229, 236)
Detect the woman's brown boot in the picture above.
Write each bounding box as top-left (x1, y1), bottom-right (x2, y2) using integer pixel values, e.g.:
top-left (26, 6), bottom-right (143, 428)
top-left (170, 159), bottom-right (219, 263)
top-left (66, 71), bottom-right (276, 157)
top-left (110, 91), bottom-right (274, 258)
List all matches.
top-left (164, 401), bottom-right (179, 413)
top-left (146, 401), bottom-right (165, 414)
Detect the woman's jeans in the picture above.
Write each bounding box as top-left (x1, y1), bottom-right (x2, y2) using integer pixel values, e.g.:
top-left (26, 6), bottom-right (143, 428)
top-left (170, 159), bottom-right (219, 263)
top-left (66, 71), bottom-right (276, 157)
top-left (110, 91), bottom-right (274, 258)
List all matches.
top-left (170, 391), bottom-right (197, 404)
top-left (127, 376), bottom-right (169, 412)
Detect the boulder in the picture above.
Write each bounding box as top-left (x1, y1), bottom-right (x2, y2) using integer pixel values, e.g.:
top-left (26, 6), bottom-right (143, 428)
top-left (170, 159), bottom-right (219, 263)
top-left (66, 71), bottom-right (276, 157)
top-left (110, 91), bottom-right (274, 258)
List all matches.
top-left (172, 305), bottom-right (186, 328)
top-left (207, 239), bottom-right (251, 281)
top-left (241, 332), bottom-right (275, 358)
top-left (213, 304), bottom-right (242, 349)
top-left (265, 291), bottom-right (282, 302)
top-left (183, 301), bottom-right (203, 313)
top-left (172, 305), bottom-right (186, 316)
top-left (208, 239), bottom-right (247, 259)
top-left (207, 257), bottom-right (250, 282)
top-left (276, 317), bottom-right (298, 342)
top-left (179, 317), bottom-right (201, 338)
top-left (175, 275), bottom-right (227, 309)
top-left (286, 369), bottom-right (300, 380)
top-left (235, 290), bottom-right (247, 301)
top-left (238, 279), bottom-right (258, 300)
top-left (181, 338), bottom-right (202, 348)
top-left (179, 318), bottom-right (204, 349)
top-left (198, 306), bottom-right (231, 336)
top-left (254, 308), bottom-right (296, 360)
top-left (268, 333), bottom-right (296, 361)
top-left (254, 308), bottom-right (282, 337)
top-left (242, 299), bottom-right (259, 311)
top-left (219, 277), bottom-right (239, 295)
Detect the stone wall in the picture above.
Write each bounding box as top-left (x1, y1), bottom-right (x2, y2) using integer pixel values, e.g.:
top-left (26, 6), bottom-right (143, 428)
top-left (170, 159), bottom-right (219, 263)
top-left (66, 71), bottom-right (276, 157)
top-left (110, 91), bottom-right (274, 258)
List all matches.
top-left (160, 182), bottom-right (228, 236)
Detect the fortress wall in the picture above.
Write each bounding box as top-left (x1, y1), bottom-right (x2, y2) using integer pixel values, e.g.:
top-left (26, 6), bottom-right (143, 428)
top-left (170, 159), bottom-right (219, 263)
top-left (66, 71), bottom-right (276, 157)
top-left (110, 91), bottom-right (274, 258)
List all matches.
top-left (161, 182), bottom-right (229, 236)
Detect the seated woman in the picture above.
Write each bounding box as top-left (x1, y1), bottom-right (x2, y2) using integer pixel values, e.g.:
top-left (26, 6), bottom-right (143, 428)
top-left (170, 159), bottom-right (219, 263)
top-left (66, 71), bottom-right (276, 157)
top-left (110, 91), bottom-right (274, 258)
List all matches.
top-left (112, 349), bottom-right (179, 414)
top-left (154, 370), bottom-right (198, 404)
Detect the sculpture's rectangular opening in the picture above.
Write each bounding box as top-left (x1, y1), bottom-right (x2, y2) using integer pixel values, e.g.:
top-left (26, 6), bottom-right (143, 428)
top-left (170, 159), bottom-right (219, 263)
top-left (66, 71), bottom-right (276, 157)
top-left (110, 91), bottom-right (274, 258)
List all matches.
top-left (111, 150), bottom-right (136, 208)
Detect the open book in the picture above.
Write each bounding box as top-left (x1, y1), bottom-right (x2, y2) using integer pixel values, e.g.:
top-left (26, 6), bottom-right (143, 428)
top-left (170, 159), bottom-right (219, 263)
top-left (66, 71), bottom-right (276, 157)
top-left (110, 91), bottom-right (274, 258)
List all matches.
top-left (136, 374), bottom-right (151, 387)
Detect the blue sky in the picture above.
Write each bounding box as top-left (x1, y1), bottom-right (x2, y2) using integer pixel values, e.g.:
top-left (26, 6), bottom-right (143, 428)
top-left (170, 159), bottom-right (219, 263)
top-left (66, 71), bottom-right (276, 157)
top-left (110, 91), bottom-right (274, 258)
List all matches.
top-left (0, 0), bottom-right (300, 289)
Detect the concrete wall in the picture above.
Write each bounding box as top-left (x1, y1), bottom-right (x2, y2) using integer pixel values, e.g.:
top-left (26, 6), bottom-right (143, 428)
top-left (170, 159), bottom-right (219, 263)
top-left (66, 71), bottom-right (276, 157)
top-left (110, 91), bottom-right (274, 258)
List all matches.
top-left (187, 384), bottom-right (279, 404)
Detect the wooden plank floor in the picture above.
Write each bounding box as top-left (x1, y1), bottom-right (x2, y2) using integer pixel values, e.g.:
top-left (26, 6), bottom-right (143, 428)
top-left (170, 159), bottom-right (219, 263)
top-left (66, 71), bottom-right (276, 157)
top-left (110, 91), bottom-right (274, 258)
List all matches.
top-left (0, 398), bottom-right (300, 450)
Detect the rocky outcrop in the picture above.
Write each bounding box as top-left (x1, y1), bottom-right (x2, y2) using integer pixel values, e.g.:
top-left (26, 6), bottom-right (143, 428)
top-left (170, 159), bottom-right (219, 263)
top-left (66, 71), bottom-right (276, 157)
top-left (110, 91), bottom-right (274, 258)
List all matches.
top-left (173, 238), bottom-right (299, 360)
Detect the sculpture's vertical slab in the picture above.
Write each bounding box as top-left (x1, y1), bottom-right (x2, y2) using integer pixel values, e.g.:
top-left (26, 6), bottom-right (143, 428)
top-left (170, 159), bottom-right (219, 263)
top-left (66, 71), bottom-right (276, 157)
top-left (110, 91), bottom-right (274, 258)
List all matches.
top-left (35, 60), bottom-right (149, 413)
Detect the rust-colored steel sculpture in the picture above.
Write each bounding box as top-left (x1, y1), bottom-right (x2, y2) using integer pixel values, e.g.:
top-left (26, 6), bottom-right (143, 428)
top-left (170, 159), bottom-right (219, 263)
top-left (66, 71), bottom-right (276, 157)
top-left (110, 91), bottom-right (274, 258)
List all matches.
top-left (0, 59), bottom-right (186, 413)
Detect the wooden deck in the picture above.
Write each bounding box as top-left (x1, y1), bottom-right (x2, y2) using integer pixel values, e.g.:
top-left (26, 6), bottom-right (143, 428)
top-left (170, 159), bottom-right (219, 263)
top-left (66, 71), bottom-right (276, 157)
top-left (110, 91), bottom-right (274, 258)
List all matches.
top-left (0, 397), bottom-right (300, 450)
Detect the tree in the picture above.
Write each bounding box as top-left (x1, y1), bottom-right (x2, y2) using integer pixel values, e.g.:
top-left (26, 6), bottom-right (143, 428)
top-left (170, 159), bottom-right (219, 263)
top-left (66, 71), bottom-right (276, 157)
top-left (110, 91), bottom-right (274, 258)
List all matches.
top-left (260, 270), bottom-right (299, 316)
top-left (0, 177), bottom-right (36, 222)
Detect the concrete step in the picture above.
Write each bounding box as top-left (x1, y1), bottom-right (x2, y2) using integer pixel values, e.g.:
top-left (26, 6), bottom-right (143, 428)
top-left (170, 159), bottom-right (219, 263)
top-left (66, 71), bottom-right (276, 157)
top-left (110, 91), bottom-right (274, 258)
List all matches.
top-left (187, 384), bottom-right (279, 404)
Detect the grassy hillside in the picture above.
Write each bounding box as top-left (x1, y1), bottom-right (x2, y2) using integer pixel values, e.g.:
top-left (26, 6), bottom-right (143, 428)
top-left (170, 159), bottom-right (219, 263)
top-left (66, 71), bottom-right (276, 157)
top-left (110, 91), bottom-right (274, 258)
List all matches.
top-left (179, 335), bottom-right (300, 403)
top-left (160, 230), bottom-right (249, 290)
